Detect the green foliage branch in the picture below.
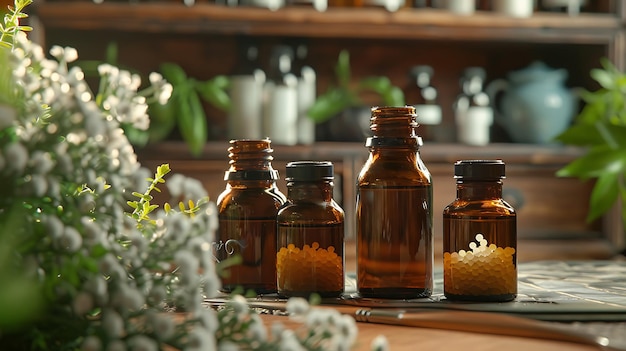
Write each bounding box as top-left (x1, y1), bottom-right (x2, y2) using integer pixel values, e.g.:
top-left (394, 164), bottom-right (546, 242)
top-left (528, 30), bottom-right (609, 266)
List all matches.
top-left (556, 58), bottom-right (626, 244)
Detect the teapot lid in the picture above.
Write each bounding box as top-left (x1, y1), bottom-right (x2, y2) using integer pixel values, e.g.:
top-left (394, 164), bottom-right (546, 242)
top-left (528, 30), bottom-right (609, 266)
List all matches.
top-left (508, 61), bottom-right (567, 83)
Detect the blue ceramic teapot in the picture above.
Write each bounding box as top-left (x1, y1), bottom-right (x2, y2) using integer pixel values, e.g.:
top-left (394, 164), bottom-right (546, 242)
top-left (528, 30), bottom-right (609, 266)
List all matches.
top-left (487, 61), bottom-right (576, 144)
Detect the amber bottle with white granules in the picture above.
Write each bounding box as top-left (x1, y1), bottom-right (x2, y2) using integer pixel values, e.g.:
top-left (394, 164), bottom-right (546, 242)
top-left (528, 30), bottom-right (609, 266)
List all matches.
top-left (443, 160), bottom-right (517, 302)
top-left (276, 161), bottom-right (345, 298)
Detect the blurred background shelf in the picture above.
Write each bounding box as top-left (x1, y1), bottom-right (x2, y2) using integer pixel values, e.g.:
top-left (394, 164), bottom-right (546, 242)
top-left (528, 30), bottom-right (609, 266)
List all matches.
top-left (29, 0), bottom-right (626, 258)
top-left (34, 2), bottom-right (622, 43)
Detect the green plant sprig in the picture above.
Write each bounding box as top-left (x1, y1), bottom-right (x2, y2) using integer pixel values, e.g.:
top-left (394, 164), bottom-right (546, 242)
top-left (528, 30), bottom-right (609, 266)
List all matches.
top-left (0, 0), bottom-right (33, 49)
top-left (556, 58), bottom-right (626, 233)
top-left (127, 163), bottom-right (210, 229)
top-left (127, 163), bottom-right (172, 227)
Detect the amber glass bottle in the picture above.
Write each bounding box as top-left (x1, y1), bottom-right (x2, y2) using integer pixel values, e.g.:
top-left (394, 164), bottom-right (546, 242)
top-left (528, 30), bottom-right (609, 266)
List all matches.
top-left (443, 160), bottom-right (517, 302)
top-left (356, 106), bottom-right (433, 299)
top-left (216, 139), bottom-right (286, 294)
top-left (277, 161), bottom-right (345, 298)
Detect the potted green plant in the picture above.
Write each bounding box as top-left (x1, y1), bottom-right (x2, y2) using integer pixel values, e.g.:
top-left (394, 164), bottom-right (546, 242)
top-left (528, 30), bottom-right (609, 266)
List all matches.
top-left (555, 58), bottom-right (626, 253)
top-left (307, 49), bottom-right (405, 141)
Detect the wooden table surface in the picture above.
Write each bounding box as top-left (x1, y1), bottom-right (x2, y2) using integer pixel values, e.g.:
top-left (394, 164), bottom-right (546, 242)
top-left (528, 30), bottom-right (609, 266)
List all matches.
top-left (260, 313), bottom-right (599, 351)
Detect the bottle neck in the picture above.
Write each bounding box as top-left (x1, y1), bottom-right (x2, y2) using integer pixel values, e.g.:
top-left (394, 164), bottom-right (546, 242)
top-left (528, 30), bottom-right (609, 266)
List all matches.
top-left (225, 139), bottom-right (279, 181)
top-left (456, 180), bottom-right (503, 200)
top-left (287, 181), bottom-right (334, 202)
top-left (366, 106), bottom-right (422, 149)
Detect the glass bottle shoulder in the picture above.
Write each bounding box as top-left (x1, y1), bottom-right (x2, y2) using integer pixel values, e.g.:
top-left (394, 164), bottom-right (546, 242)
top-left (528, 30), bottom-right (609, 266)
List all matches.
top-left (358, 150), bottom-right (431, 186)
top-left (217, 185), bottom-right (286, 213)
top-left (443, 198), bottom-right (516, 217)
top-left (277, 199), bottom-right (344, 224)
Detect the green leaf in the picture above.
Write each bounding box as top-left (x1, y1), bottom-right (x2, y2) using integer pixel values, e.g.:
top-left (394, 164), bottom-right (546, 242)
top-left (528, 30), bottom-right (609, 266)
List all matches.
top-left (554, 123), bottom-right (602, 146)
top-left (307, 88), bottom-right (354, 123)
top-left (157, 163), bottom-right (171, 176)
top-left (590, 68), bottom-right (615, 90)
top-left (210, 75), bottom-right (231, 89)
top-left (105, 41), bottom-right (118, 65)
top-left (123, 125), bottom-right (149, 147)
top-left (147, 100), bottom-right (177, 142)
top-left (159, 63), bottom-right (188, 86)
top-left (195, 78), bottom-right (231, 112)
top-left (556, 146), bottom-right (626, 179)
top-left (177, 86), bottom-right (207, 157)
top-left (335, 50), bottom-right (351, 89)
top-left (383, 86), bottom-right (406, 107)
top-left (587, 171), bottom-right (620, 222)
top-left (576, 98), bottom-right (607, 124)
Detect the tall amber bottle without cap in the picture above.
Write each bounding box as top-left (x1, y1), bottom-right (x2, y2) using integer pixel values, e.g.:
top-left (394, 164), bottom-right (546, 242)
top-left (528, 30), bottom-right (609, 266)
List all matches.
top-left (443, 160), bottom-right (517, 302)
top-left (277, 161), bottom-right (345, 298)
top-left (216, 139), bottom-right (286, 294)
top-left (357, 106), bottom-right (433, 299)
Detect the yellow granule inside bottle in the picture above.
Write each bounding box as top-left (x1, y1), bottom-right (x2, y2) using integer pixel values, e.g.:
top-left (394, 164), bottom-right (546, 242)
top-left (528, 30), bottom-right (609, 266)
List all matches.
top-left (444, 233), bottom-right (516, 296)
top-left (277, 242), bottom-right (343, 293)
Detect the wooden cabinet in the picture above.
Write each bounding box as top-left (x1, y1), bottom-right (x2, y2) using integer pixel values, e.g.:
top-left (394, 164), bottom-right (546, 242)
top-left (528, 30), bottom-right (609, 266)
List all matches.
top-left (33, 1), bottom-right (625, 141)
top-left (32, 1), bottom-right (624, 258)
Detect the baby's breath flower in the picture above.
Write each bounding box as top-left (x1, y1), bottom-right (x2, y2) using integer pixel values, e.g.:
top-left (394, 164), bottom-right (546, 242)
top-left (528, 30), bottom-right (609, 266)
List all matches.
top-left (228, 295), bottom-right (249, 316)
top-left (29, 150), bottom-right (54, 174)
top-left (72, 291), bottom-right (94, 316)
top-left (105, 340), bottom-right (127, 351)
top-left (286, 297), bottom-right (310, 317)
top-left (247, 313), bottom-right (268, 341)
top-left (149, 313), bottom-right (175, 340)
top-left (185, 327), bottom-right (216, 351)
top-left (0, 105), bottom-right (16, 129)
top-left (3, 141), bottom-right (28, 174)
top-left (111, 284), bottom-right (145, 311)
top-left (57, 226), bottom-right (83, 253)
top-left (81, 335), bottom-right (102, 351)
top-left (217, 341), bottom-right (239, 351)
top-left (28, 173), bottom-right (48, 197)
top-left (370, 335), bottom-right (389, 351)
top-left (278, 329), bottom-right (305, 351)
top-left (271, 321), bottom-right (285, 341)
top-left (127, 335), bottom-right (158, 351)
top-left (196, 309), bottom-right (219, 333)
top-left (102, 309), bottom-right (125, 339)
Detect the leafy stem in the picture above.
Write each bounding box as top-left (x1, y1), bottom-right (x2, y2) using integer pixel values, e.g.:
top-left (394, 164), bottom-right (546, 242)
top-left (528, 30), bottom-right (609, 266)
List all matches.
top-left (555, 58), bottom-right (626, 236)
top-left (127, 164), bottom-right (171, 227)
top-left (0, 0), bottom-right (33, 49)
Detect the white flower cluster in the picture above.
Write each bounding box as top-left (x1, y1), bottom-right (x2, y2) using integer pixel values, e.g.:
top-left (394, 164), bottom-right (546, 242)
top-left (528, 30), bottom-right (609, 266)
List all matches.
top-left (1, 26), bottom-right (363, 351)
top-left (1, 32), bottom-right (220, 350)
top-left (215, 296), bottom-right (359, 351)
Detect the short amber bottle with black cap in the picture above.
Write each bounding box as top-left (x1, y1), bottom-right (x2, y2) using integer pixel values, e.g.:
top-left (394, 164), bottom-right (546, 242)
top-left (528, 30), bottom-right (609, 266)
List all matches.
top-left (216, 139), bottom-right (286, 294)
top-left (276, 161), bottom-right (345, 298)
top-left (443, 159), bottom-right (517, 302)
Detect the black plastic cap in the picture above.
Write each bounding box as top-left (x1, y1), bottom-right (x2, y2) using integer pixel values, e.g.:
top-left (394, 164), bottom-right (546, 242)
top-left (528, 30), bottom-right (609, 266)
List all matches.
top-left (454, 160), bottom-right (505, 180)
top-left (285, 161), bottom-right (334, 181)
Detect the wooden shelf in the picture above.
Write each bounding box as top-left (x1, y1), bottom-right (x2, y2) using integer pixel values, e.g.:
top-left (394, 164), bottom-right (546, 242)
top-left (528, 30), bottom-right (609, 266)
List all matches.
top-left (137, 141), bottom-right (587, 165)
top-left (34, 2), bottom-right (622, 44)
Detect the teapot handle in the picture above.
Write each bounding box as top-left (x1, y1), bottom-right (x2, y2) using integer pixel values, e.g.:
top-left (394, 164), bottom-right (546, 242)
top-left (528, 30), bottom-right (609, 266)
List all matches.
top-left (485, 78), bottom-right (509, 118)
